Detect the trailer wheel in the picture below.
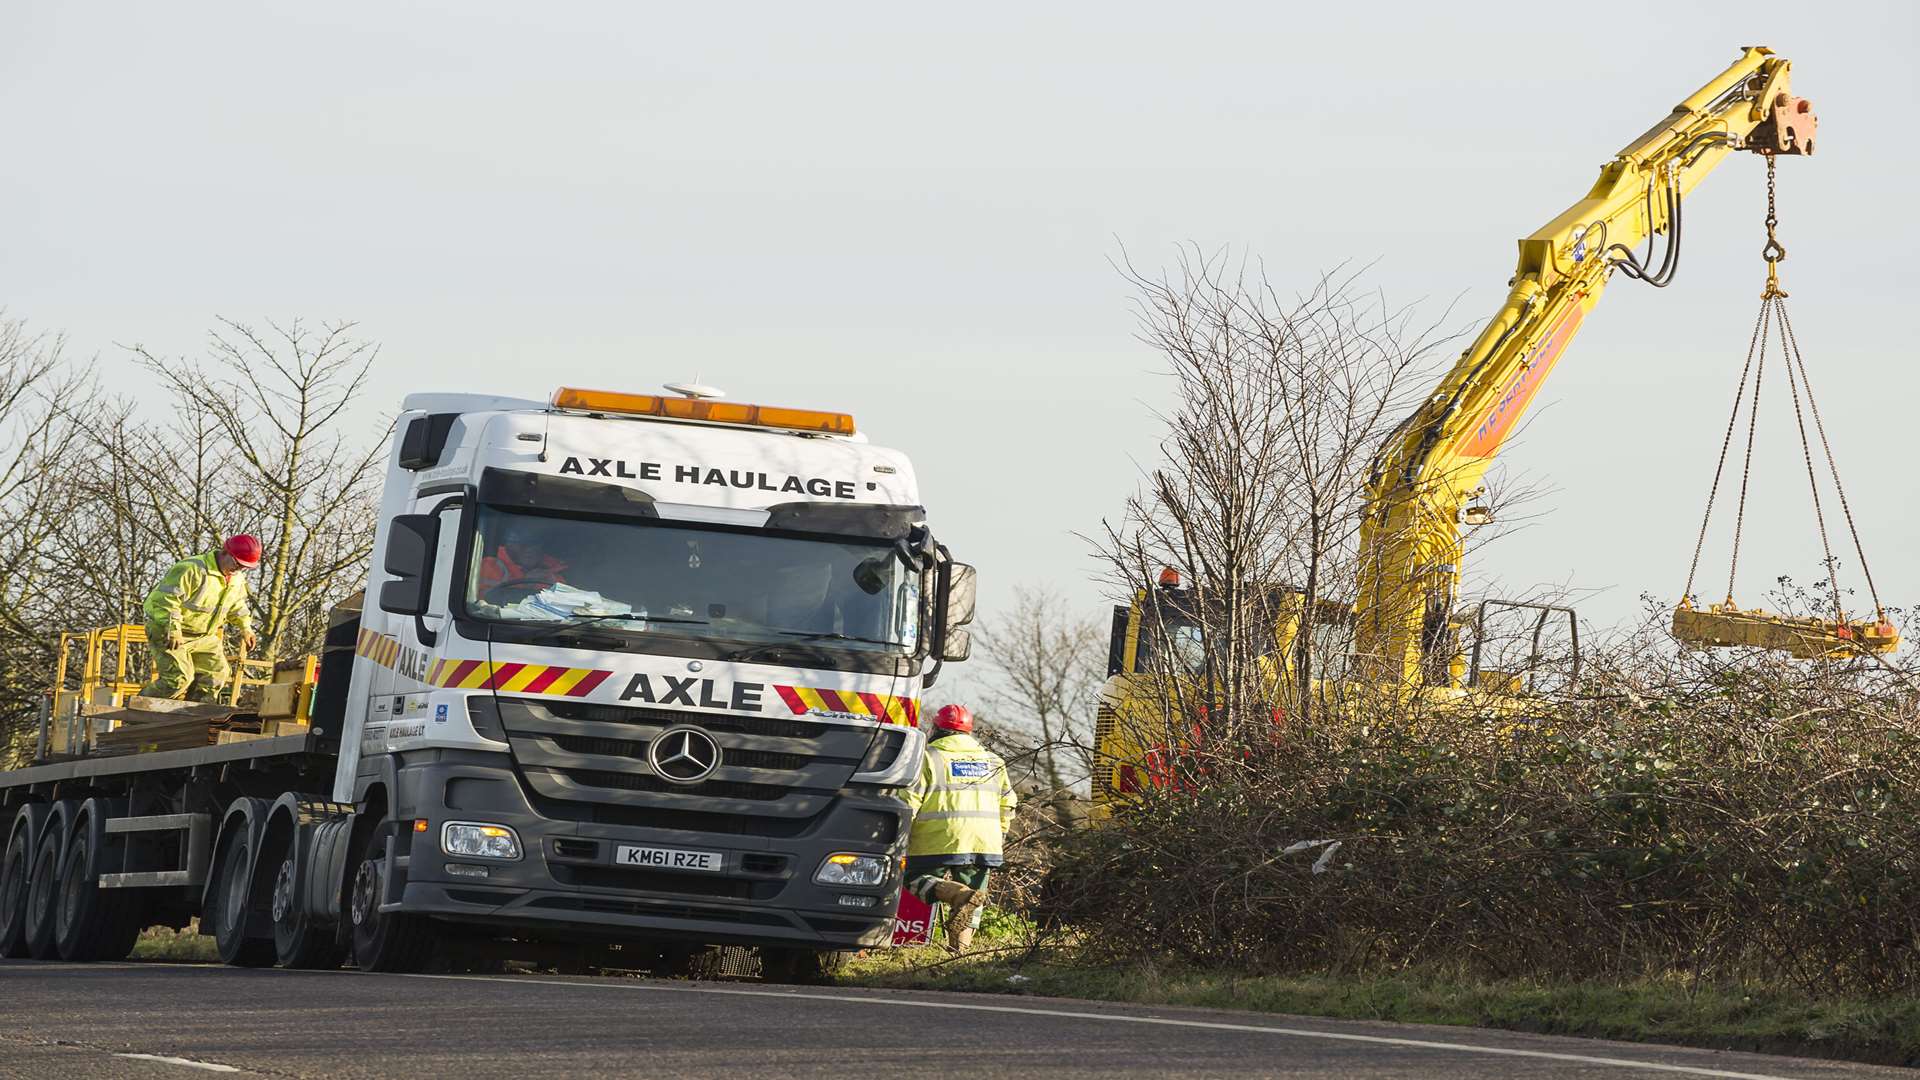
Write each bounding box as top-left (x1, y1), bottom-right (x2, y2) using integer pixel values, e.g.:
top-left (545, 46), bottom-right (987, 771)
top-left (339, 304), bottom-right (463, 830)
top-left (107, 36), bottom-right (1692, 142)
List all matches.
top-left (270, 841), bottom-right (343, 970)
top-left (347, 813), bottom-right (436, 972)
top-left (0, 807), bottom-right (43, 958)
top-left (207, 827), bottom-right (274, 968)
top-left (23, 802), bottom-right (77, 960)
top-left (53, 824), bottom-right (142, 962)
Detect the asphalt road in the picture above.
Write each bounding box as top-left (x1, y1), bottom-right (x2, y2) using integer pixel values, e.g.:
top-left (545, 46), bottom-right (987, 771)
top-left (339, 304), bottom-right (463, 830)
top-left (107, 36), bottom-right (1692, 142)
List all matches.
top-left (0, 961), bottom-right (1907, 1079)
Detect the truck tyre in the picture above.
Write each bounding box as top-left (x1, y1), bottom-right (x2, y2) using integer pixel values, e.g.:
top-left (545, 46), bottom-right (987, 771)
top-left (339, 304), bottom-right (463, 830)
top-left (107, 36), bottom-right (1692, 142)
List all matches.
top-left (23, 802), bottom-right (78, 960)
top-left (348, 813), bottom-right (436, 972)
top-left (0, 805), bottom-right (45, 958)
top-left (270, 836), bottom-right (343, 970)
top-left (207, 827), bottom-right (275, 968)
top-left (759, 946), bottom-right (844, 985)
top-left (53, 821), bottom-right (142, 962)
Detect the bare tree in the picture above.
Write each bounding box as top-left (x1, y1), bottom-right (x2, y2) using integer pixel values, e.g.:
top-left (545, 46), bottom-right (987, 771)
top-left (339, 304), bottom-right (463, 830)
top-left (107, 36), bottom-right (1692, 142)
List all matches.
top-left (0, 317), bottom-right (107, 765)
top-left (972, 584), bottom-right (1106, 797)
top-left (1102, 249), bottom-right (1461, 753)
top-left (131, 318), bottom-right (388, 656)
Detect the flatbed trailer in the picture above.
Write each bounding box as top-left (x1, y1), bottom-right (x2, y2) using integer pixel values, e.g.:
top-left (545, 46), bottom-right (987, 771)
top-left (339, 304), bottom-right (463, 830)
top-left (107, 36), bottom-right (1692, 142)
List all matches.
top-left (1, 679), bottom-right (353, 966)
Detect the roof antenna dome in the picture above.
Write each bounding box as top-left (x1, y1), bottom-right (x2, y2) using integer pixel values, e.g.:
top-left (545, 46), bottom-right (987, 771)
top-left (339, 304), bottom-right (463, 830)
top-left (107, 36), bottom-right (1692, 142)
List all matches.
top-left (664, 381), bottom-right (726, 400)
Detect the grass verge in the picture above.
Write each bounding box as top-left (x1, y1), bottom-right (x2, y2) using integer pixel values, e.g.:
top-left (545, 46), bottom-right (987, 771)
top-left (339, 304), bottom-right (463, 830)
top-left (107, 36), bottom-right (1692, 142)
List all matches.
top-left (838, 945), bottom-right (1920, 1069)
top-left (130, 922), bottom-right (1916, 1067)
top-left (132, 923), bottom-right (219, 963)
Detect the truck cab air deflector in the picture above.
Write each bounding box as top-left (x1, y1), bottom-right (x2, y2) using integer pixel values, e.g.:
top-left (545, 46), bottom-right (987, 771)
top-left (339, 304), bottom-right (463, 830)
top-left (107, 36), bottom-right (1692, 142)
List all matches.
top-left (762, 502), bottom-right (925, 540)
top-left (479, 467), bottom-right (658, 520)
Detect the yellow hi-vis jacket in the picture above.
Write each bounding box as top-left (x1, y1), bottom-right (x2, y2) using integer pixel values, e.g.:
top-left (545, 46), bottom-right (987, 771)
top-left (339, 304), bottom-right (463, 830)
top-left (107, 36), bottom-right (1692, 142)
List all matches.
top-left (142, 552), bottom-right (254, 640)
top-left (904, 732), bottom-right (1016, 861)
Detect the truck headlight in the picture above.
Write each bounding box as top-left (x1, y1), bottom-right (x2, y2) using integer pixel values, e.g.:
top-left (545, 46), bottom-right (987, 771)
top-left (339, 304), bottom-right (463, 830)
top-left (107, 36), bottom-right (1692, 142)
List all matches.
top-left (814, 852), bottom-right (888, 887)
top-left (442, 822), bottom-right (522, 860)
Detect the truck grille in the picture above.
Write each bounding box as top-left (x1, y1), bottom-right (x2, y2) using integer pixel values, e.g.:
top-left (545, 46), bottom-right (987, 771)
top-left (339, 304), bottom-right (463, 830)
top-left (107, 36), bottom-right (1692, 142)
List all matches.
top-left (547, 734), bottom-right (807, 772)
top-left (497, 696), bottom-right (870, 824)
top-left (541, 701), bottom-right (826, 739)
top-left (564, 770), bottom-right (788, 801)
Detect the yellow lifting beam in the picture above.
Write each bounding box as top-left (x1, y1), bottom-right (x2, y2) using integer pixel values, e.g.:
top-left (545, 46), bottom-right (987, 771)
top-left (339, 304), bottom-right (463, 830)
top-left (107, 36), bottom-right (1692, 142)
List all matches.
top-left (1672, 154), bottom-right (1898, 659)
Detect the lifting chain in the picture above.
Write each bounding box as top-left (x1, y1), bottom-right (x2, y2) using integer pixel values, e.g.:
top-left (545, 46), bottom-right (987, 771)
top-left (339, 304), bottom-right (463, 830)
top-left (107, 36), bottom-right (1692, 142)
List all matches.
top-left (1681, 155), bottom-right (1888, 628)
top-left (1761, 154), bottom-right (1787, 297)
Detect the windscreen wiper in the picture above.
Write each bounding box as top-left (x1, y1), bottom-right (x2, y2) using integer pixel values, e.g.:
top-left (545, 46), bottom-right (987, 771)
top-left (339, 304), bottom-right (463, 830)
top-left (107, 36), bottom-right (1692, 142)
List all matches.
top-left (724, 631), bottom-right (905, 662)
top-left (515, 612), bottom-right (710, 638)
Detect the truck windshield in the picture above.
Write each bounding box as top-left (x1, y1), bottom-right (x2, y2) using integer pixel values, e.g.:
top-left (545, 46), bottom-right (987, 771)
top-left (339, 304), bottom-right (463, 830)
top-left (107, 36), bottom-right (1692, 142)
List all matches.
top-left (465, 507), bottom-right (920, 654)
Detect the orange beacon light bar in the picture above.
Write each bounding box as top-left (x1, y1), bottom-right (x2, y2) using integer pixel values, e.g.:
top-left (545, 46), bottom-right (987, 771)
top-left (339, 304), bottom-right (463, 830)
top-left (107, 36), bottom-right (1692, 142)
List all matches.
top-left (549, 387), bottom-right (857, 436)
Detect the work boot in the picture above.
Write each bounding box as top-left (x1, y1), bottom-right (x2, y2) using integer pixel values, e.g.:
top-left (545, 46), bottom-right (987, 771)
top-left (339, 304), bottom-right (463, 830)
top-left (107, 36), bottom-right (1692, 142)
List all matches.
top-left (946, 887), bottom-right (988, 953)
top-left (947, 920), bottom-right (975, 952)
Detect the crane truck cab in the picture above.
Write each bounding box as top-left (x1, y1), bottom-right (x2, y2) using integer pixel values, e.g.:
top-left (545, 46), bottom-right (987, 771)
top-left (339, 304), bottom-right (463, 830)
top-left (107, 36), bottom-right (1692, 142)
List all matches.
top-left (1089, 575), bottom-right (1580, 815)
top-left (1091, 573), bottom-right (1357, 811)
top-left (322, 384), bottom-right (977, 968)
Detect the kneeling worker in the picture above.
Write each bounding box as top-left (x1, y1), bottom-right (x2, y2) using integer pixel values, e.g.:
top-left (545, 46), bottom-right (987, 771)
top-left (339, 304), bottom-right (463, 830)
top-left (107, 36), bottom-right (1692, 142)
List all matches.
top-left (140, 535), bottom-right (261, 702)
top-left (903, 704), bottom-right (1016, 951)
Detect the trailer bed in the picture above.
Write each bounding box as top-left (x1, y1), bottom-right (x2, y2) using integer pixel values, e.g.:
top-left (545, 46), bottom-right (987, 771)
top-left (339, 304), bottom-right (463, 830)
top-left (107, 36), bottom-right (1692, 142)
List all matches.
top-left (0, 733), bottom-right (330, 792)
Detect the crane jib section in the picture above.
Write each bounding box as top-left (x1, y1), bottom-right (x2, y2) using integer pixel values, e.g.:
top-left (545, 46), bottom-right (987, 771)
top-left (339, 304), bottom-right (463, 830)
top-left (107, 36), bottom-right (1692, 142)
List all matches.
top-left (1459, 300), bottom-right (1587, 460)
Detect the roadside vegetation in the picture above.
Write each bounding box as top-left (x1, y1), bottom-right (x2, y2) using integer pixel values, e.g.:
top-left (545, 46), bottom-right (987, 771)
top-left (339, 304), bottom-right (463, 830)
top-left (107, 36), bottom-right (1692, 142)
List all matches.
top-left (848, 603), bottom-right (1920, 1068)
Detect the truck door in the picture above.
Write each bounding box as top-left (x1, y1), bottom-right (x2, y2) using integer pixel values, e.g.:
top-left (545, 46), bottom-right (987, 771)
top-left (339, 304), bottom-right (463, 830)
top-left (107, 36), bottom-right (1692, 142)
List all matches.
top-left (416, 495), bottom-right (465, 670)
top-left (331, 494), bottom-right (467, 802)
top-left (394, 495), bottom-right (466, 695)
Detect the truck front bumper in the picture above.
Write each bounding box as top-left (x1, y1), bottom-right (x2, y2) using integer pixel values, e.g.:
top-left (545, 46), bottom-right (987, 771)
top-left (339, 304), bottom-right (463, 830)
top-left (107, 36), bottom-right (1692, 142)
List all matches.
top-left (385, 753), bottom-right (905, 949)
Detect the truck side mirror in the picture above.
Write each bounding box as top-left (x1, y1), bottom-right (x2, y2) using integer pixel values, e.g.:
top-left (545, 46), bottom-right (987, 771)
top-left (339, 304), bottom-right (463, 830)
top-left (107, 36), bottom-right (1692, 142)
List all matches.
top-left (939, 627), bottom-right (972, 663)
top-left (378, 514), bottom-right (440, 617)
top-left (935, 562), bottom-right (977, 662)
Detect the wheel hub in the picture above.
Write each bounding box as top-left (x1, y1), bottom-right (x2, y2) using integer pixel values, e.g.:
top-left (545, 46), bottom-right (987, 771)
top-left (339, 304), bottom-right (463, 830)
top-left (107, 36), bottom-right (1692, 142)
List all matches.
top-left (351, 860), bottom-right (378, 927)
top-left (272, 858), bottom-right (296, 923)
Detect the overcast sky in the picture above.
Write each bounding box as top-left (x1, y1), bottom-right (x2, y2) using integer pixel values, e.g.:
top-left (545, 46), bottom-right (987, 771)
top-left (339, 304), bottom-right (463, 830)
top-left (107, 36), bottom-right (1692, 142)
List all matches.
top-left (6, 1), bottom-right (1915, 651)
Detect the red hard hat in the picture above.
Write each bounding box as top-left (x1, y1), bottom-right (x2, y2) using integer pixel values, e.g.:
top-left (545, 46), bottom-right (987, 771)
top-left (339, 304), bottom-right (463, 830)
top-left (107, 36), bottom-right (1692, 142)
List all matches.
top-left (931, 704), bottom-right (973, 733)
top-left (223, 534), bottom-right (263, 568)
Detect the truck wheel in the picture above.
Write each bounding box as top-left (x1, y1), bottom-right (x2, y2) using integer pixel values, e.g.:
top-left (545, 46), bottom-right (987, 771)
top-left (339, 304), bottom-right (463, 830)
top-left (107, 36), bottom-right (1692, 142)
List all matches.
top-left (270, 842), bottom-right (343, 970)
top-left (53, 824), bottom-right (142, 962)
top-left (23, 804), bottom-right (76, 960)
top-left (347, 814), bottom-right (436, 972)
top-left (0, 807), bottom-right (42, 958)
top-left (759, 946), bottom-right (844, 985)
top-left (207, 828), bottom-right (275, 968)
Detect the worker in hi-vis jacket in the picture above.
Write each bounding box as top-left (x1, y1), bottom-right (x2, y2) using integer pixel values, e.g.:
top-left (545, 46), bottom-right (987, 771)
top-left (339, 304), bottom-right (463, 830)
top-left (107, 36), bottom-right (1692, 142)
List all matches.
top-left (139, 535), bottom-right (261, 702)
top-left (902, 704), bottom-right (1016, 951)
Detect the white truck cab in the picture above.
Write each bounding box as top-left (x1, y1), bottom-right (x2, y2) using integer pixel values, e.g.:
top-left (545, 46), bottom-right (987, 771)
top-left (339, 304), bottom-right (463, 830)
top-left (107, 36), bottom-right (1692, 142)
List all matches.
top-left (330, 384), bottom-right (976, 961)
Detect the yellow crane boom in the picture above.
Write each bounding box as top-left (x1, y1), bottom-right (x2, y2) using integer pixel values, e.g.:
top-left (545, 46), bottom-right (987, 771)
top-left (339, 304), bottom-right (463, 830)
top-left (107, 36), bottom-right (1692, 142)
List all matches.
top-left (1352, 46), bottom-right (1815, 685)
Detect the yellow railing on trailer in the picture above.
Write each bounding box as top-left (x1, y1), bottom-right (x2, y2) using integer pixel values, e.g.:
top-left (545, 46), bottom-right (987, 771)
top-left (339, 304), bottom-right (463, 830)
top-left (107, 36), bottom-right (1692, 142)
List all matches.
top-left (45, 623), bottom-right (278, 755)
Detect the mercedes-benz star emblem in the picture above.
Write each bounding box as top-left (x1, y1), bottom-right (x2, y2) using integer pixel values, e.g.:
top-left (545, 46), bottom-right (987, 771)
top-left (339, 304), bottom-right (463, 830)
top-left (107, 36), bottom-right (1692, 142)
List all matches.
top-left (648, 726), bottom-right (721, 784)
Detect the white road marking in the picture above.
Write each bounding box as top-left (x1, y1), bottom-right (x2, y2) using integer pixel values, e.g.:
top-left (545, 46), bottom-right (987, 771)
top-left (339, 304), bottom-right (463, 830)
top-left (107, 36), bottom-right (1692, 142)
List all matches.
top-left (396, 971), bottom-right (1812, 1080)
top-left (114, 1052), bottom-right (242, 1072)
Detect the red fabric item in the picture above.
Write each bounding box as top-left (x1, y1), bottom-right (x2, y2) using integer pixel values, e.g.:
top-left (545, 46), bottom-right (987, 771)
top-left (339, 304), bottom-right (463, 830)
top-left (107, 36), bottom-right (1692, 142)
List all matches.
top-left (478, 545), bottom-right (567, 593)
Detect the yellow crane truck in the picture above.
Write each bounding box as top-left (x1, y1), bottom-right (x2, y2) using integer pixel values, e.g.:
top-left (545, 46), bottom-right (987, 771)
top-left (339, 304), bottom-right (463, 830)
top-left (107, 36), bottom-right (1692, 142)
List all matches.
top-left (1093, 46), bottom-right (1890, 808)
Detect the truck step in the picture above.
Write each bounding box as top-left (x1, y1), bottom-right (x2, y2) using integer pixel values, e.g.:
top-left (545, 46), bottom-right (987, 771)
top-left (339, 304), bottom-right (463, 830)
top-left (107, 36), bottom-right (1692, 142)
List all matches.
top-left (105, 813), bottom-right (208, 834)
top-left (98, 813), bottom-right (212, 889)
top-left (99, 870), bottom-right (198, 888)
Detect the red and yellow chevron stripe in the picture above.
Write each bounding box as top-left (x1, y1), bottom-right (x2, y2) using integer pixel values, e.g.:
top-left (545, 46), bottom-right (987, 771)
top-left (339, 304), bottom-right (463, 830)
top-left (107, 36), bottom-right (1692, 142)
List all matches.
top-left (426, 658), bottom-right (613, 698)
top-left (355, 628), bottom-right (402, 667)
top-left (772, 684), bottom-right (919, 726)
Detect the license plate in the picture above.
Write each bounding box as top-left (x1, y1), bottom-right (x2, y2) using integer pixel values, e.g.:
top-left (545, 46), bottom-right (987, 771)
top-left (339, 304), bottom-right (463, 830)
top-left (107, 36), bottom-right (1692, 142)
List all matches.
top-left (614, 844), bottom-right (724, 873)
